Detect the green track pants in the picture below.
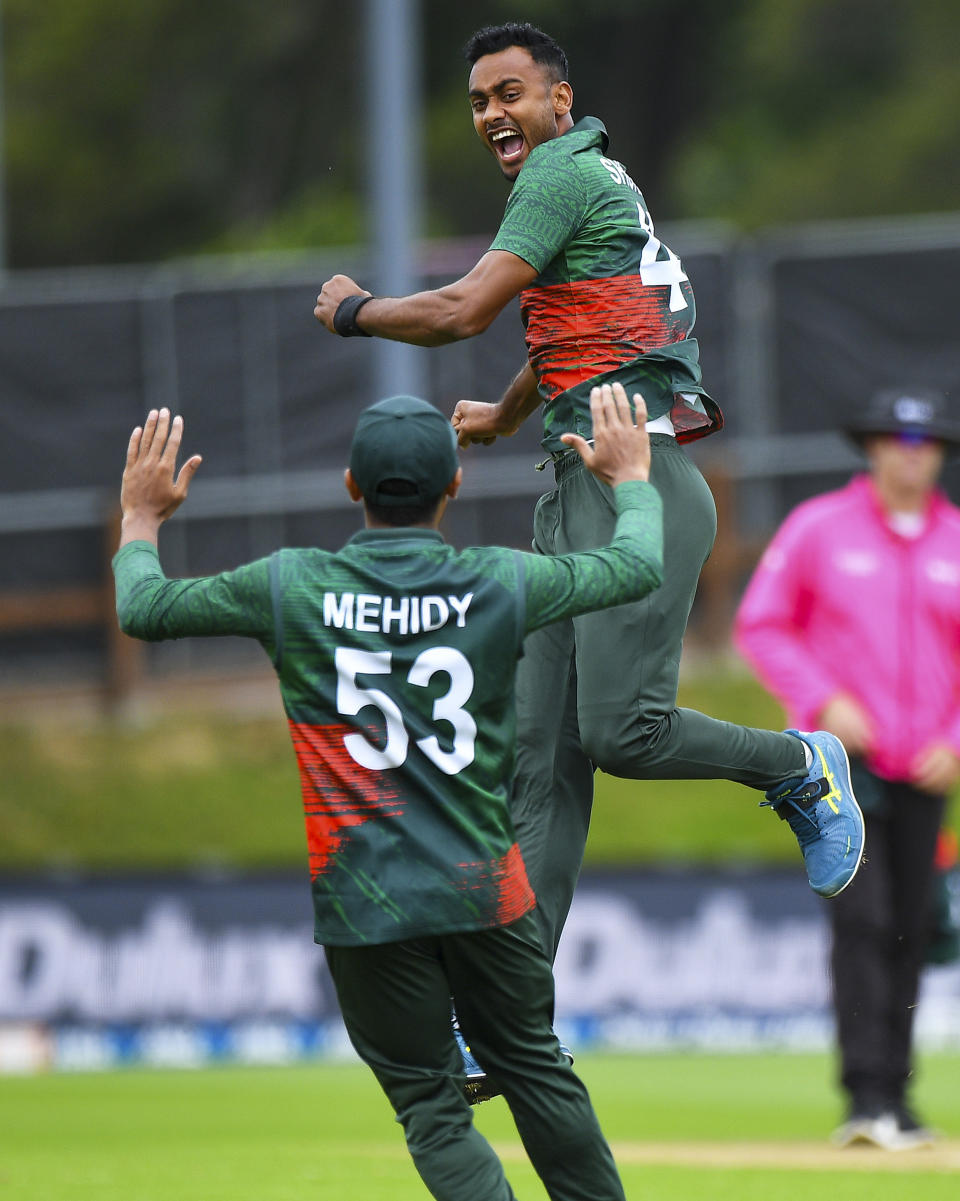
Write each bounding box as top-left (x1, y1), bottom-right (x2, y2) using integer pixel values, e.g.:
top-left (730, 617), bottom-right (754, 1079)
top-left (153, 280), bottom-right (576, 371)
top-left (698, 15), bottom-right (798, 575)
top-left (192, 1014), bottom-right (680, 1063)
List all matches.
top-left (325, 913), bottom-right (625, 1201)
top-left (512, 435), bottom-right (807, 958)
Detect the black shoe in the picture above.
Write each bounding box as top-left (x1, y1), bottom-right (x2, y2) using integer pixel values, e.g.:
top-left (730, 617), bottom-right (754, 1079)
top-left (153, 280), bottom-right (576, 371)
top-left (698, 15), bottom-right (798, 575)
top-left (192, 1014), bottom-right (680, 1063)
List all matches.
top-left (453, 1023), bottom-right (502, 1105)
top-left (454, 1022), bottom-right (575, 1107)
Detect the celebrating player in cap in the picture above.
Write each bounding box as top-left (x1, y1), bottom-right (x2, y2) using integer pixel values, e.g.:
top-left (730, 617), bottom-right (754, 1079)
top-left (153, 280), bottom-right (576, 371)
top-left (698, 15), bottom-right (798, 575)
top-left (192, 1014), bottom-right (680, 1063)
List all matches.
top-left (114, 383), bottom-right (660, 1201)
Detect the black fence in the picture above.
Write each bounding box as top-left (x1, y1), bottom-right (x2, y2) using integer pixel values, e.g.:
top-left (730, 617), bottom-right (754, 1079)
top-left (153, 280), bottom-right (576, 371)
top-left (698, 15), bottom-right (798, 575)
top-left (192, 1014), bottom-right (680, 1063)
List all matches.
top-left (2, 214), bottom-right (959, 689)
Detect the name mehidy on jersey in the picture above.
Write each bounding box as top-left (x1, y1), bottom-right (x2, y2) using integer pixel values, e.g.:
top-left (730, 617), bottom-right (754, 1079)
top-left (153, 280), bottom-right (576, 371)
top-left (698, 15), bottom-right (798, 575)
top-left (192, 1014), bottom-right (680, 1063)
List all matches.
top-left (322, 591), bottom-right (474, 636)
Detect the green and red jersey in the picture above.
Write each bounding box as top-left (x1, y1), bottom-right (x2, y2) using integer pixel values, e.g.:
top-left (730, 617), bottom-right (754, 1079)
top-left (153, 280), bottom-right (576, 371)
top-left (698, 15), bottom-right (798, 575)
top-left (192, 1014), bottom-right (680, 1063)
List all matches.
top-left (490, 116), bottom-right (723, 452)
top-left (113, 481), bottom-right (662, 946)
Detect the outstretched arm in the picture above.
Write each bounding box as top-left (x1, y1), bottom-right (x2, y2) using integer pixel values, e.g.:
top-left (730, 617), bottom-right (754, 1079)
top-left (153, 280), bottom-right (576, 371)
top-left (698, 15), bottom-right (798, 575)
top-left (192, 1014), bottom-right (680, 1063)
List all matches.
top-left (314, 250), bottom-right (537, 346)
top-left (114, 409), bottom-right (274, 645)
top-left (119, 408), bottom-right (203, 548)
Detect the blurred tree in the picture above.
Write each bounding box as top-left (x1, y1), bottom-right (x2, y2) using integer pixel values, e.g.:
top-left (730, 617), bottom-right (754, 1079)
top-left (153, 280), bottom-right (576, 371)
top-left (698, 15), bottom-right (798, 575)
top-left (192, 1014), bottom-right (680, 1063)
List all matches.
top-left (4, 0), bottom-right (363, 265)
top-left (1, 0), bottom-right (958, 268)
top-left (666, 0), bottom-right (960, 224)
top-left (420, 0), bottom-right (747, 240)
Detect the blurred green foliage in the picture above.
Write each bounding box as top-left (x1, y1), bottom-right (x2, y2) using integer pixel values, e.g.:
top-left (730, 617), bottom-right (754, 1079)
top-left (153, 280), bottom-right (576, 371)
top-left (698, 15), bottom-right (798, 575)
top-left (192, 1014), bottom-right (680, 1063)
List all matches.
top-left (3, 0), bottom-right (958, 268)
top-left (2, 669), bottom-right (955, 874)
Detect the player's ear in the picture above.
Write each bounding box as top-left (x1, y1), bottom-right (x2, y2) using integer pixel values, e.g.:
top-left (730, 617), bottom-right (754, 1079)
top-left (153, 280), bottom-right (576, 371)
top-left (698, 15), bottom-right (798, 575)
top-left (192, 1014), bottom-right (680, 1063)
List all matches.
top-left (445, 467), bottom-right (463, 500)
top-left (553, 81), bottom-right (573, 118)
top-left (344, 468), bottom-right (363, 503)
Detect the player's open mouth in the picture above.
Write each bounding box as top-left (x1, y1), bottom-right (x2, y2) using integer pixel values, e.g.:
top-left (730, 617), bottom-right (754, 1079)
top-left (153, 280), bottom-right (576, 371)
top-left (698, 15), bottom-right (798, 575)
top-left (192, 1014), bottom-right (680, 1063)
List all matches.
top-left (489, 127), bottom-right (525, 163)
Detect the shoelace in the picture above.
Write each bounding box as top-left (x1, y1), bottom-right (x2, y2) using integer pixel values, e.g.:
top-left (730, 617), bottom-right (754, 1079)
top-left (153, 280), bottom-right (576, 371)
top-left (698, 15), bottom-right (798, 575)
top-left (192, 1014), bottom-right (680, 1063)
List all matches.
top-left (774, 797), bottom-right (823, 847)
top-left (759, 780), bottom-right (828, 847)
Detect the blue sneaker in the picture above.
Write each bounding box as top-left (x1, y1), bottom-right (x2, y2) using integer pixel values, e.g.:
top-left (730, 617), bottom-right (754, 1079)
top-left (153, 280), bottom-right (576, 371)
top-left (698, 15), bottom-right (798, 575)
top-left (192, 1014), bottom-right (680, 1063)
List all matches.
top-left (761, 730), bottom-right (865, 898)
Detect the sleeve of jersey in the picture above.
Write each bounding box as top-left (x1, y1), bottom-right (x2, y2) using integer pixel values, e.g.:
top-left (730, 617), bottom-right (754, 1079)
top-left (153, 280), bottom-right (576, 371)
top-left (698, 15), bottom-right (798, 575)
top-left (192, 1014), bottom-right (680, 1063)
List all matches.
top-left (488, 149), bottom-right (587, 273)
top-left (520, 481), bottom-right (663, 632)
top-left (113, 540), bottom-right (275, 648)
top-left (732, 509), bottom-right (840, 728)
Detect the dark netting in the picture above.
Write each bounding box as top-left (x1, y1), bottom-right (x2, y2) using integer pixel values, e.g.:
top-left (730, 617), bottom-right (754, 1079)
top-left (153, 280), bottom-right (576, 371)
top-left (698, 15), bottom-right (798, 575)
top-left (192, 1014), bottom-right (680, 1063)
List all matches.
top-left (1, 228), bottom-right (957, 687)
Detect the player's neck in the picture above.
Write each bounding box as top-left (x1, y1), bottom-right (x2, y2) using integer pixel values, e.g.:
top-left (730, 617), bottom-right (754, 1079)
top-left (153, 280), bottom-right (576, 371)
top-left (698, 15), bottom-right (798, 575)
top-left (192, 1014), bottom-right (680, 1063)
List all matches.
top-left (362, 517), bottom-right (442, 531)
top-left (873, 475), bottom-right (931, 516)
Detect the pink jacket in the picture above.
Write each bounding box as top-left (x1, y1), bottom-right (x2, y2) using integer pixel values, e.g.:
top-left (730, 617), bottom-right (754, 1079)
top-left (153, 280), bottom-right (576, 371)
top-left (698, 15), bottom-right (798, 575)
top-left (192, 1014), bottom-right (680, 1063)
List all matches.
top-left (734, 474), bottom-right (960, 782)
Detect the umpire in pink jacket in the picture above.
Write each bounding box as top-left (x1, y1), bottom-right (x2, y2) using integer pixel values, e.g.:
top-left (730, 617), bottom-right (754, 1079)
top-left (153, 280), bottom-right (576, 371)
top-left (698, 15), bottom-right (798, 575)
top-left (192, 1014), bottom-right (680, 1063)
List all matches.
top-left (735, 387), bottom-right (960, 1151)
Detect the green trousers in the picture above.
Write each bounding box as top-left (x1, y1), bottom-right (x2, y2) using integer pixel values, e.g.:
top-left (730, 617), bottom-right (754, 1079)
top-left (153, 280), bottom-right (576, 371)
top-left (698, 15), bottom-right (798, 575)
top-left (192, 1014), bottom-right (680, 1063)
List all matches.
top-left (512, 435), bottom-right (807, 958)
top-left (325, 913), bottom-right (625, 1201)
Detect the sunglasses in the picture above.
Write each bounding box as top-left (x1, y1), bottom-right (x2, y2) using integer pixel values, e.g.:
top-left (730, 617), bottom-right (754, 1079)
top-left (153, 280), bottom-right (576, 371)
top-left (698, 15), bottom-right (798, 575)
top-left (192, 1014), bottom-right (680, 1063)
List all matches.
top-left (894, 430), bottom-right (939, 447)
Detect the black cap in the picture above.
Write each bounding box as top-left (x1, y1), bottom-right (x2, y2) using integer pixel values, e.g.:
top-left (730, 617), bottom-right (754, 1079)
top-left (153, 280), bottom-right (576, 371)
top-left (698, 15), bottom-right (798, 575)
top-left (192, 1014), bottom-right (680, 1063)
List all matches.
top-left (349, 395), bottom-right (459, 507)
top-left (845, 388), bottom-right (960, 449)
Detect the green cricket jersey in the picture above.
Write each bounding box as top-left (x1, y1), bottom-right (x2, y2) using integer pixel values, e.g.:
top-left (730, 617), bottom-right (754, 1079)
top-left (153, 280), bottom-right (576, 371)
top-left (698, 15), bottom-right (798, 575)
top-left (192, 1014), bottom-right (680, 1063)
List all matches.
top-left (113, 481), bottom-right (662, 946)
top-left (489, 116), bottom-right (724, 453)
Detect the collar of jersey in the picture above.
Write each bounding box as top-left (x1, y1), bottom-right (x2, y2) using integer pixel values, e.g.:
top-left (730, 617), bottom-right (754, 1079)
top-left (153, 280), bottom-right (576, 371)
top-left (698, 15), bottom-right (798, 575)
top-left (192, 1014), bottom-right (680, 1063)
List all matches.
top-left (348, 527), bottom-right (446, 546)
top-left (565, 115), bottom-right (608, 152)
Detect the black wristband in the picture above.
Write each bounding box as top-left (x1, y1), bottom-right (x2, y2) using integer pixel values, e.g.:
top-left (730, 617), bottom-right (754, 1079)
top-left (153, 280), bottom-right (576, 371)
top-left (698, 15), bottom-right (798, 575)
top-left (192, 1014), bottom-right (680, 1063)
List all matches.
top-left (333, 294), bottom-right (374, 337)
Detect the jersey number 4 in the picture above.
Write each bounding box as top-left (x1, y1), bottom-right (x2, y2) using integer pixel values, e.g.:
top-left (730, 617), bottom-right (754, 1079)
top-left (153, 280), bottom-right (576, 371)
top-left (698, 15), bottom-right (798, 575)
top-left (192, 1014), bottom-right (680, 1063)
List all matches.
top-left (335, 647), bottom-right (477, 775)
top-left (635, 201), bottom-right (689, 313)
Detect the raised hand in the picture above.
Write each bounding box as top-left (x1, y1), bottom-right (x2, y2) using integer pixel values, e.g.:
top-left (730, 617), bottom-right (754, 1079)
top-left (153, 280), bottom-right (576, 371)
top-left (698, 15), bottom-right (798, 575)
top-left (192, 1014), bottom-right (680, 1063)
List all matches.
top-left (119, 408), bottom-right (202, 546)
top-left (560, 382), bottom-right (651, 487)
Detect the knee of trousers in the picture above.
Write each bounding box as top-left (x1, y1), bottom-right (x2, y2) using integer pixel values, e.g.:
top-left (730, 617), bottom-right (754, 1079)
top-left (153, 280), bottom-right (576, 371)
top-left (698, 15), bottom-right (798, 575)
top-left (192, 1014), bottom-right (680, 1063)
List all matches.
top-left (580, 712), bottom-right (672, 779)
top-left (394, 1081), bottom-right (472, 1153)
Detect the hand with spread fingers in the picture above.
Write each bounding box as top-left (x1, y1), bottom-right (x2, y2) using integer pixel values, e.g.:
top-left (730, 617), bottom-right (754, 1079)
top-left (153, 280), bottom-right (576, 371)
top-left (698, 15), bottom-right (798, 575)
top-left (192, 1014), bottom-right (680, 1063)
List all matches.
top-left (120, 408), bottom-right (203, 547)
top-left (561, 381), bottom-right (651, 487)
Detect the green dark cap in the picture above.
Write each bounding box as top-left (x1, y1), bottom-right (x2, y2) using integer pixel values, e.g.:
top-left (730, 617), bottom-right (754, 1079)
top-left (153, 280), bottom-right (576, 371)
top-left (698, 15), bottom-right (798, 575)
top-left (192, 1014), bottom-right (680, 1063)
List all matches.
top-left (350, 395), bottom-right (459, 507)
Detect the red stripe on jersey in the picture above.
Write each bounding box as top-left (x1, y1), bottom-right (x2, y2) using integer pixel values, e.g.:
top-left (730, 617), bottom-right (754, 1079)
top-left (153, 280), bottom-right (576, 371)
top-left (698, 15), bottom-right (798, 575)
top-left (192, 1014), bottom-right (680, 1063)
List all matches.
top-left (520, 274), bottom-right (695, 400)
top-left (288, 719), bottom-right (404, 879)
top-left (456, 841), bottom-right (536, 927)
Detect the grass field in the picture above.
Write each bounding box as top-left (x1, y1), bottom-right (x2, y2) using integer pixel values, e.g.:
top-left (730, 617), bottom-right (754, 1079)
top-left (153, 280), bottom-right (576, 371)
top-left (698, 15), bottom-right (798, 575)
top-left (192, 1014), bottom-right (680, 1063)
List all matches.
top-left (3, 1052), bottom-right (959, 1200)
top-left (3, 667), bottom-right (956, 873)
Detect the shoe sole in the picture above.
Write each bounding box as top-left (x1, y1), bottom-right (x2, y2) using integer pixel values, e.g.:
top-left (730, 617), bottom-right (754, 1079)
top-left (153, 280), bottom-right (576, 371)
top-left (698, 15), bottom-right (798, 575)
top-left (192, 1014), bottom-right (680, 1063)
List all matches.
top-left (894, 1131), bottom-right (939, 1151)
top-left (464, 1074), bottom-right (501, 1105)
top-left (831, 1119), bottom-right (913, 1151)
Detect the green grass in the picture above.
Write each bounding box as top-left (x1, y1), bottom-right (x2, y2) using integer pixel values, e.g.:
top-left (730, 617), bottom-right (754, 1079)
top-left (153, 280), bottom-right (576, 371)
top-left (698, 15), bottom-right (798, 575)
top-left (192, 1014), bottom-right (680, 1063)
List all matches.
top-left (2, 1053), bottom-right (958, 1200)
top-left (0, 710), bottom-right (304, 873)
top-left (1, 668), bottom-right (956, 872)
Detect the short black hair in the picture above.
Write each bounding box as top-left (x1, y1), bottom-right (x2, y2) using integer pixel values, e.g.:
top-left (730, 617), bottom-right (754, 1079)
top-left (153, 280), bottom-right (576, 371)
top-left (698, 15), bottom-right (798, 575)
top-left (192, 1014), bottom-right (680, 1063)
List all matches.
top-left (363, 478), bottom-right (443, 527)
top-left (464, 23), bottom-right (569, 83)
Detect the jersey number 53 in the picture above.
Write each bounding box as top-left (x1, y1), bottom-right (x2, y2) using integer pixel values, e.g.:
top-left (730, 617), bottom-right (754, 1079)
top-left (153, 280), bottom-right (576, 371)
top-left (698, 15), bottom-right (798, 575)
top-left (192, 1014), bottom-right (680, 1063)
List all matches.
top-left (335, 646), bottom-right (477, 776)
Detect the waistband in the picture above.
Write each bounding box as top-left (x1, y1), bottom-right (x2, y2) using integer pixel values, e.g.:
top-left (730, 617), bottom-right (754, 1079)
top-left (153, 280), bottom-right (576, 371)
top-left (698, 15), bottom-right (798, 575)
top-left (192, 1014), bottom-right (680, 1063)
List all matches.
top-left (547, 432), bottom-right (681, 484)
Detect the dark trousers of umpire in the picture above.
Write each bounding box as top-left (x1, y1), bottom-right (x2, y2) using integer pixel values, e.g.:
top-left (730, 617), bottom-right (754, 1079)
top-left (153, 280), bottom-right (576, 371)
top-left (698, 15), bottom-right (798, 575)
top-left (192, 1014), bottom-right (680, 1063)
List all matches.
top-left (511, 436), bottom-right (809, 958)
top-left (828, 766), bottom-right (946, 1111)
top-left (325, 911), bottom-right (625, 1201)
